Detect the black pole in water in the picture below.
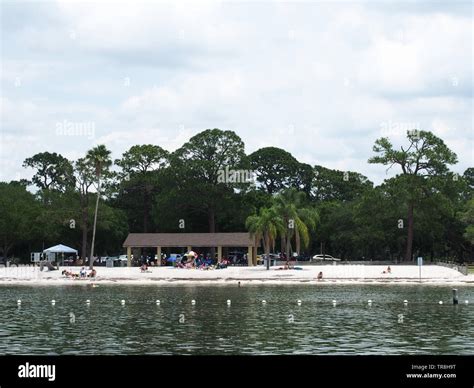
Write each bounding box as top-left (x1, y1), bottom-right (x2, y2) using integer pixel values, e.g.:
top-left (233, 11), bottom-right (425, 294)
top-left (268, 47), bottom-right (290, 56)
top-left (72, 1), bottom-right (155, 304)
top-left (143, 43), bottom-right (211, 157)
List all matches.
top-left (452, 289), bottom-right (458, 305)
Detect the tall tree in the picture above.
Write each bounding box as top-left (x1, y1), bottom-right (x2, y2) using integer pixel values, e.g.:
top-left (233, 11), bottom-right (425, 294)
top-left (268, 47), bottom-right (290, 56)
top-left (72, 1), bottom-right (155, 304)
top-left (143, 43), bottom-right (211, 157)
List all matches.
top-left (352, 178), bottom-right (407, 261)
top-left (462, 167), bottom-right (474, 200)
top-left (460, 199), bottom-right (474, 245)
top-left (311, 165), bottom-right (372, 202)
top-left (369, 130), bottom-right (457, 261)
top-left (314, 201), bottom-right (359, 260)
top-left (291, 162), bottom-right (314, 196)
top-left (73, 157), bottom-right (95, 261)
top-left (22, 152), bottom-right (75, 250)
top-left (115, 145), bottom-right (168, 232)
top-left (249, 147), bottom-right (302, 194)
top-left (85, 145), bottom-right (112, 269)
top-left (23, 152), bottom-right (74, 193)
top-left (172, 129), bottom-right (248, 233)
top-left (273, 188), bottom-right (319, 257)
top-left (246, 207), bottom-right (285, 270)
top-left (0, 182), bottom-right (41, 258)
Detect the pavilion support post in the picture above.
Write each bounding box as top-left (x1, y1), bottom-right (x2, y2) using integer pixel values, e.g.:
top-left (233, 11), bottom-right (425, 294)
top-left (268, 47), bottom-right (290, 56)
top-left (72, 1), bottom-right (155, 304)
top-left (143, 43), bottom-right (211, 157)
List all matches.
top-left (247, 246), bottom-right (253, 267)
top-left (187, 246), bottom-right (192, 252)
top-left (157, 246), bottom-right (161, 266)
top-left (127, 246), bottom-right (132, 267)
top-left (217, 246), bottom-right (222, 263)
top-left (253, 246), bottom-right (257, 266)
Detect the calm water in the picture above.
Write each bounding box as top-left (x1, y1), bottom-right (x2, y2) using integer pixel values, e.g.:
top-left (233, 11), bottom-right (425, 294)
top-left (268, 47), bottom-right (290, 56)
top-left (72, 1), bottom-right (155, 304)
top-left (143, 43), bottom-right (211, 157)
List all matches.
top-left (0, 284), bottom-right (473, 355)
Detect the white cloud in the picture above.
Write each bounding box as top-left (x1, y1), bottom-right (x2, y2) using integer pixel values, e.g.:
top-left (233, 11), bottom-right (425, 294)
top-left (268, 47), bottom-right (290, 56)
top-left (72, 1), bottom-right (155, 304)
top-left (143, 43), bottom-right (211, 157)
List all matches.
top-left (0, 0), bottom-right (472, 185)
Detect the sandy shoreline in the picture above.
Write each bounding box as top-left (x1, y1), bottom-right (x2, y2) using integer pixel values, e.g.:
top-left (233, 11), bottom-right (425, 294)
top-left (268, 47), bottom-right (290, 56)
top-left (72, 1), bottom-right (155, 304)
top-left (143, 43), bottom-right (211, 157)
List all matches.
top-left (0, 265), bottom-right (473, 286)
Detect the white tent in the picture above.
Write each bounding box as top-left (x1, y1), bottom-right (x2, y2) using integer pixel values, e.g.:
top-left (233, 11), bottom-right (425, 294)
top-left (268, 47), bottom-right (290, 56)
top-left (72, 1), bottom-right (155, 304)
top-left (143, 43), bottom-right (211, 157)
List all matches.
top-left (43, 244), bottom-right (78, 254)
top-left (43, 244), bottom-right (78, 266)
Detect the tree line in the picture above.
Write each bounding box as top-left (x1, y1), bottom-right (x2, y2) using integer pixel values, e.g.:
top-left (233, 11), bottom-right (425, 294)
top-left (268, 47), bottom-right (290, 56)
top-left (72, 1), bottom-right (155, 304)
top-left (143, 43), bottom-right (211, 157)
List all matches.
top-left (1, 128), bottom-right (472, 264)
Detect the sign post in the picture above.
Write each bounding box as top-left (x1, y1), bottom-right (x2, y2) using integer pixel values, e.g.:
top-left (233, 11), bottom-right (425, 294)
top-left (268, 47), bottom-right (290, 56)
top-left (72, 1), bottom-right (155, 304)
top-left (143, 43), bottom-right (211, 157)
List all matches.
top-left (417, 257), bottom-right (423, 283)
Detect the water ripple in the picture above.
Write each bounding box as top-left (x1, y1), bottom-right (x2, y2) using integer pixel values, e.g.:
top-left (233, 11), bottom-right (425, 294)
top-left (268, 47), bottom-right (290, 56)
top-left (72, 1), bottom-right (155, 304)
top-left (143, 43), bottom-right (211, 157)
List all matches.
top-left (0, 284), bottom-right (473, 354)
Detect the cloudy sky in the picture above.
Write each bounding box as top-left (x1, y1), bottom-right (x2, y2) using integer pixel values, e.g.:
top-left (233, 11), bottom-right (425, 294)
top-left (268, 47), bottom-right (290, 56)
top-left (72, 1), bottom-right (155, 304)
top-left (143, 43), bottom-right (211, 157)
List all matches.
top-left (1, 0), bottom-right (472, 185)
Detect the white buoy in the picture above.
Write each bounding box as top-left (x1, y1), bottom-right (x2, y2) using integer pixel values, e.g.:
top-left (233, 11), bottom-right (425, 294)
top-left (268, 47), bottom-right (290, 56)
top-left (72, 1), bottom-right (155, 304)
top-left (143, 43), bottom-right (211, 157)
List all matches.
top-left (465, 300), bottom-right (469, 305)
top-left (297, 300), bottom-right (302, 306)
top-left (156, 300), bottom-right (160, 305)
top-left (403, 300), bottom-right (408, 305)
top-left (17, 299), bottom-right (21, 306)
top-left (191, 299), bottom-right (196, 305)
top-left (368, 300), bottom-right (372, 305)
top-left (121, 300), bottom-right (125, 305)
top-left (51, 299), bottom-right (56, 305)
top-left (332, 299), bottom-right (337, 306)
top-left (226, 299), bottom-right (231, 306)
top-left (262, 300), bottom-right (267, 304)
top-left (439, 301), bottom-right (443, 305)
top-left (86, 299), bottom-right (90, 305)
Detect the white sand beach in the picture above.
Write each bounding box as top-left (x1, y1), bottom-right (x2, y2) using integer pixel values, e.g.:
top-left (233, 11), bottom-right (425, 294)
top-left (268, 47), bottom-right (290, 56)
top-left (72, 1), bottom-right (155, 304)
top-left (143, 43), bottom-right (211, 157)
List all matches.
top-left (0, 264), bottom-right (473, 286)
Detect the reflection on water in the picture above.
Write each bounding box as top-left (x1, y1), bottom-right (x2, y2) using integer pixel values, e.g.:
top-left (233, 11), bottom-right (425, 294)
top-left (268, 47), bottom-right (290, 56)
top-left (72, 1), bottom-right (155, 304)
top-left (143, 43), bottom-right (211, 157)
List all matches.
top-left (0, 284), bottom-right (473, 355)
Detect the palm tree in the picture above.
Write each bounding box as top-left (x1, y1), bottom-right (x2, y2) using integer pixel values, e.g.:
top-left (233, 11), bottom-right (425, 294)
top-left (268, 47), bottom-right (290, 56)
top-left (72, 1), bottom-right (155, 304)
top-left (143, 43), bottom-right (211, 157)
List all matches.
top-left (246, 207), bottom-right (285, 270)
top-left (85, 145), bottom-right (112, 269)
top-left (273, 188), bottom-right (319, 258)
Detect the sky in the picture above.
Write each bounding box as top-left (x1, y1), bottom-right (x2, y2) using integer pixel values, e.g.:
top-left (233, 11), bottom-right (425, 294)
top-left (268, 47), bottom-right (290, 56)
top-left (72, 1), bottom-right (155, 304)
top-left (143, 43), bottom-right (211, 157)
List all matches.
top-left (1, 0), bottom-right (472, 185)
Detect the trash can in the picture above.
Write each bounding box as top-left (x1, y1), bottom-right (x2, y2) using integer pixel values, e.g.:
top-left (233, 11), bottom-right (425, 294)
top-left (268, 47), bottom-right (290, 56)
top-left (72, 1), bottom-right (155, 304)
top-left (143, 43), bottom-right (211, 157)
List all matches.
top-left (106, 258), bottom-right (114, 268)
